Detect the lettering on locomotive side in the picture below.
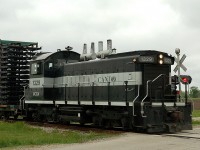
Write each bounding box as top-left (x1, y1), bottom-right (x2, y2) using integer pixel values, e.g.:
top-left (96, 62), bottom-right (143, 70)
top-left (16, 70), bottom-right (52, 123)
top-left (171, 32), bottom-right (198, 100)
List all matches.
top-left (33, 80), bottom-right (40, 85)
top-left (33, 92), bottom-right (39, 96)
top-left (97, 76), bottom-right (116, 83)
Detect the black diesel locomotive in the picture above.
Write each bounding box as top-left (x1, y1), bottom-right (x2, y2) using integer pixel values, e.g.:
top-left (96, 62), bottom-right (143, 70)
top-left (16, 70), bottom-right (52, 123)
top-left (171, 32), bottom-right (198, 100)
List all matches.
top-left (24, 40), bottom-right (192, 132)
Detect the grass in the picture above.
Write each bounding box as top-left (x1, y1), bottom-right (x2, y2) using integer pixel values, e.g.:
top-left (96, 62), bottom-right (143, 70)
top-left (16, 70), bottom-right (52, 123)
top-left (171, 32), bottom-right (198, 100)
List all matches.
top-left (192, 110), bottom-right (200, 117)
top-left (192, 110), bottom-right (200, 126)
top-left (0, 121), bottom-right (116, 148)
top-left (191, 98), bottom-right (200, 101)
top-left (192, 120), bottom-right (200, 125)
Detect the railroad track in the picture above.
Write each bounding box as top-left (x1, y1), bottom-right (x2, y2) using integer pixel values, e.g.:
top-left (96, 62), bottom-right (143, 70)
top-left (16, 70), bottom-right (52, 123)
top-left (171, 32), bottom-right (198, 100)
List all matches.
top-left (161, 131), bottom-right (200, 140)
top-left (1, 119), bottom-right (124, 135)
top-left (24, 122), bottom-right (200, 140)
top-left (25, 121), bottom-right (124, 135)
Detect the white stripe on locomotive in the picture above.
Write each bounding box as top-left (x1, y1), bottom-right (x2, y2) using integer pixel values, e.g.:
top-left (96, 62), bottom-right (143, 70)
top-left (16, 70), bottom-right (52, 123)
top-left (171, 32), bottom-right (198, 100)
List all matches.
top-left (25, 100), bottom-right (186, 107)
top-left (29, 71), bottom-right (142, 88)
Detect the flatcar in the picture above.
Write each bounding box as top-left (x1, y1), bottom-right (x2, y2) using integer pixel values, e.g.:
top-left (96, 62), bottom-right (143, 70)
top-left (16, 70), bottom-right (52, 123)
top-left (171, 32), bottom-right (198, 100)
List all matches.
top-left (24, 40), bottom-right (192, 132)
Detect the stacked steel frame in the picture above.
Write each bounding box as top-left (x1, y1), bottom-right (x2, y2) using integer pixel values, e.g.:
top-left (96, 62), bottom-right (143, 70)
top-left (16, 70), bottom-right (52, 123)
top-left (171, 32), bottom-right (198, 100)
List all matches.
top-left (0, 40), bottom-right (40, 105)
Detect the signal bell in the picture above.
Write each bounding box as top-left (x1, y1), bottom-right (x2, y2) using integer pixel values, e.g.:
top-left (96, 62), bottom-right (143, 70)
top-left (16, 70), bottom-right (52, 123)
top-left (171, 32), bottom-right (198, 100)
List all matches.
top-left (180, 75), bottom-right (192, 84)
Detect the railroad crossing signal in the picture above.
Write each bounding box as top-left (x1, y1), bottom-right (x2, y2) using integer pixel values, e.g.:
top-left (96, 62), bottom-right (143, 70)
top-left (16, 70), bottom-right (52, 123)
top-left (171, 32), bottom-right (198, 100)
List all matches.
top-left (173, 48), bottom-right (188, 94)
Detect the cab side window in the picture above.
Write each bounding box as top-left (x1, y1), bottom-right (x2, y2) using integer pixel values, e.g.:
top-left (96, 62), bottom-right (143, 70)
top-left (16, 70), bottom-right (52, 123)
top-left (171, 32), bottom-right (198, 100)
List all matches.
top-left (48, 62), bottom-right (53, 69)
top-left (31, 62), bottom-right (42, 75)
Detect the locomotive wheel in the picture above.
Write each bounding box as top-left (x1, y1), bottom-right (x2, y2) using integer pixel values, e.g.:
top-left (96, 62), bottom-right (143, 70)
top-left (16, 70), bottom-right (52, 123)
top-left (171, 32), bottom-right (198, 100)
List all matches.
top-left (80, 122), bottom-right (85, 126)
top-left (92, 115), bottom-right (103, 127)
top-left (25, 111), bottom-right (33, 121)
top-left (14, 114), bottom-right (18, 120)
top-left (121, 117), bottom-right (129, 130)
top-left (32, 112), bottom-right (41, 122)
top-left (104, 119), bottom-right (112, 129)
top-left (58, 116), bottom-right (70, 125)
top-left (46, 115), bottom-right (53, 123)
top-left (51, 113), bottom-right (58, 123)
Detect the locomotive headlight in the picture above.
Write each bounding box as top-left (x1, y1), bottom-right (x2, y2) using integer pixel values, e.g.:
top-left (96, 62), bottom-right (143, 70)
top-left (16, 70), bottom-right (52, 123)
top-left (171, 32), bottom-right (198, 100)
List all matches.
top-left (159, 60), bottom-right (163, 64)
top-left (158, 54), bottom-right (164, 64)
top-left (159, 54), bottom-right (163, 59)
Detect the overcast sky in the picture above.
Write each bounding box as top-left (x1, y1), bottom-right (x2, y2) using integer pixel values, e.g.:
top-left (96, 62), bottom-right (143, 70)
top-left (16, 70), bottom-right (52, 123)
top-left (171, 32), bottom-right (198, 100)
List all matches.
top-left (1, 0), bottom-right (200, 88)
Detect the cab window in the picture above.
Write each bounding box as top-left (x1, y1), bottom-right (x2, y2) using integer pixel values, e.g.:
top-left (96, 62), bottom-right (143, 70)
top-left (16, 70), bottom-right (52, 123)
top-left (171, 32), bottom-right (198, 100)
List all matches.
top-left (31, 62), bottom-right (42, 75)
top-left (48, 62), bottom-right (53, 69)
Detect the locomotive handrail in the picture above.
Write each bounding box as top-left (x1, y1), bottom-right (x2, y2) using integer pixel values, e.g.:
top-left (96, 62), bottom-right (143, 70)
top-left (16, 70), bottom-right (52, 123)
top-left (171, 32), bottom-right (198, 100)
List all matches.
top-left (42, 83), bottom-right (67, 87)
top-left (140, 80), bottom-right (151, 117)
top-left (150, 74), bottom-right (166, 102)
top-left (132, 85), bottom-right (140, 116)
top-left (152, 74), bottom-right (165, 83)
top-left (42, 84), bottom-right (66, 86)
top-left (140, 74), bottom-right (166, 117)
top-left (77, 82), bottom-right (93, 86)
top-left (19, 84), bottom-right (29, 110)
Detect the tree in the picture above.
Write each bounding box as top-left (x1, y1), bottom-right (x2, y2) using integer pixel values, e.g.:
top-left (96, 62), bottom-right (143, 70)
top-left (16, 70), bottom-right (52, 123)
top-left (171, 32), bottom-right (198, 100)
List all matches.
top-left (189, 86), bottom-right (200, 98)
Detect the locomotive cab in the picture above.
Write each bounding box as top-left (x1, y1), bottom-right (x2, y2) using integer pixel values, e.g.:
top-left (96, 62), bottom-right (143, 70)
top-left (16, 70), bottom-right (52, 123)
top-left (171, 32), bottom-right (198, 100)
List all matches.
top-left (25, 50), bottom-right (80, 103)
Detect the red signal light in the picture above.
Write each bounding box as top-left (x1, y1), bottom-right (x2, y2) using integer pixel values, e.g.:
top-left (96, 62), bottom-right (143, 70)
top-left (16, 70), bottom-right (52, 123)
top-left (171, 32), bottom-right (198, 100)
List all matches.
top-left (180, 75), bottom-right (192, 84)
top-left (182, 77), bottom-right (188, 83)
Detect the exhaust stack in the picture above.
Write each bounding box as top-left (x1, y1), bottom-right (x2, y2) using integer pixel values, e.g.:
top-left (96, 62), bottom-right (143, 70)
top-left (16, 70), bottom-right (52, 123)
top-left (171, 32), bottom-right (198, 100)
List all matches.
top-left (107, 39), bottom-right (112, 51)
top-left (90, 42), bottom-right (95, 54)
top-left (83, 43), bottom-right (87, 54)
top-left (80, 42), bottom-right (96, 61)
top-left (96, 39), bottom-right (116, 58)
top-left (98, 41), bottom-right (103, 52)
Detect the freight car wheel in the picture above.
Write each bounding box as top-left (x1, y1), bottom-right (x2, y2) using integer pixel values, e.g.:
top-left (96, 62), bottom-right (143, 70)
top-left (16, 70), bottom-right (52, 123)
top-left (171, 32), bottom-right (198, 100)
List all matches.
top-left (3, 113), bottom-right (10, 120)
top-left (0, 113), bottom-right (3, 120)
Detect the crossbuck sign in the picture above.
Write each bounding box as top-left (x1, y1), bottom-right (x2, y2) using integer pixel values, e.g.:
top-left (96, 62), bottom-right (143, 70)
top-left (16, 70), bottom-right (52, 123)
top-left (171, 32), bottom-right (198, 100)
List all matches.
top-left (174, 54), bottom-right (187, 72)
